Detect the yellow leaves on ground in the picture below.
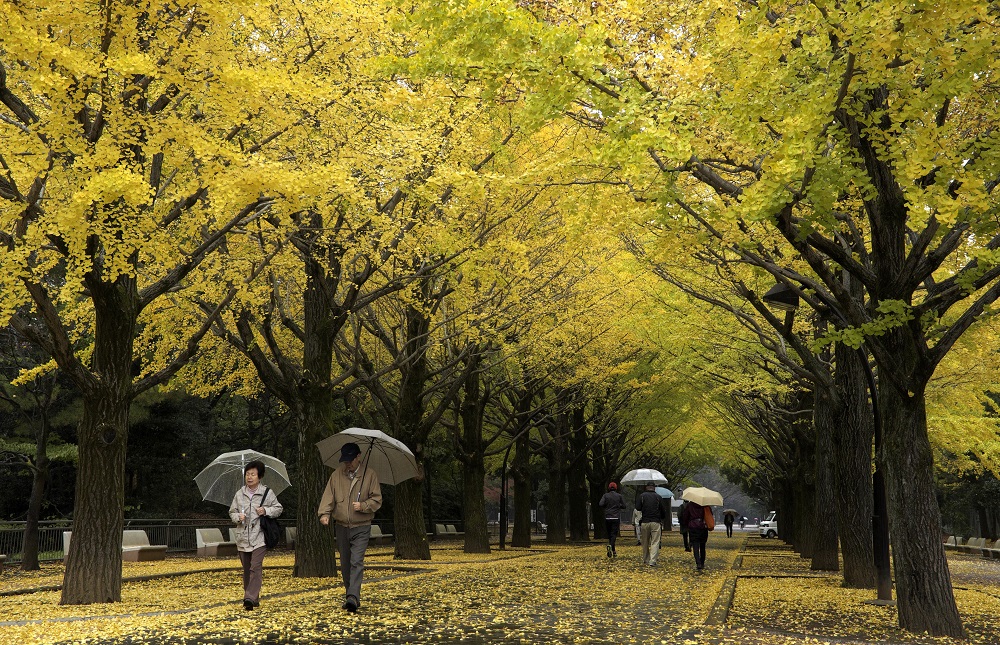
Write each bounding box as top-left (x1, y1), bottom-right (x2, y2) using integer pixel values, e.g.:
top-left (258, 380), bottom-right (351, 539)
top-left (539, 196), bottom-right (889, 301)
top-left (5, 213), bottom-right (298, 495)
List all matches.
top-left (3, 536), bottom-right (1000, 644)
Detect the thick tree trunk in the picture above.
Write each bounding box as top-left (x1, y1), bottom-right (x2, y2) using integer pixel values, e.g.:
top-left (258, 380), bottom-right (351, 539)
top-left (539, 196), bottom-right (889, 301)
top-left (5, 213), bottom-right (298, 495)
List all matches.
top-left (462, 458), bottom-right (489, 553)
top-left (61, 393), bottom-right (129, 604)
top-left (811, 390), bottom-right (840, 571)
top-left (545, 464), bottom-right (567, 544)
top-left (567, 412), bottom-right (589, 541)
top-left (293, 410), bottom-right (339, 577)
top-left (880, 372), bottom-right (963, 637)
top-left (511, 432), bottom-right (532, 548)
top-left (833, 344), bottom-right (876, 588)
top-left (459, 357), bottom-right (490, 553)
top-left (393, 477), bottom-right (431, 559)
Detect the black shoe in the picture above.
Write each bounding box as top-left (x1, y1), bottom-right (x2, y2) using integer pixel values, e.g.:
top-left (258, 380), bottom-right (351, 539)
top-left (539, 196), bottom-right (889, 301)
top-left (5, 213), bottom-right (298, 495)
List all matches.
top-left (612, 550), bottom-right (617, 557)
top-left (345, 597), bottom-right (358, 613)
top-left (243, 600), bottom-right (254, 610)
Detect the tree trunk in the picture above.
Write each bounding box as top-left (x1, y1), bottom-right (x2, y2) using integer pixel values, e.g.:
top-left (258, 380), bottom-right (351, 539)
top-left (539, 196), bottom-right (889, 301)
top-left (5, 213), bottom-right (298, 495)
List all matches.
top-left (590, 478), bottom-right (607, 540)
top-left (880, 370), bottom-right (963, 637)
top-left (811, 389), bottom-right (840, 571)
top-left (511, 432), bottom-right (532, 548)
top-left (21, 452), bottom-right (49, 571)
top-left (567, 411), bottom-right (589, 541)
top-left (459, 356), bottom-right (490, 553)
top-left (833, 343), bottom-right (876, 588)
top-left (61, 392), bottom-right (129, 604)
top-left (545, 448), bottom-right (567, 544)
top-left (393, 477), bottom-right (431, 559)
top-left (292, 409), bottom-right (339, 577)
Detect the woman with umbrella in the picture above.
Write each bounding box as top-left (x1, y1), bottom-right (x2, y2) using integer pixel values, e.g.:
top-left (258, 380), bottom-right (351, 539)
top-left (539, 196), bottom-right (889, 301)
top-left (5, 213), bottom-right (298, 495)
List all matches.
top-left (680, 487), bottom-right (723, 572)
top-left (228, 459), bottom-right (283, 610)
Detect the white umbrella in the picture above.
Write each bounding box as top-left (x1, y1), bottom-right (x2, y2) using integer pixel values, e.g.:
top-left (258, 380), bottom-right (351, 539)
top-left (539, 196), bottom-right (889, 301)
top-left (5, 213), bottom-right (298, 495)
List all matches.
top-left (620, 468), bottom-right (668, 487)
top-left (316, 427), bottom-right (419, 485)
top-left (195, 449), bottom-right (291, 506)
top-left (681, 486), bottom-right (724, 507)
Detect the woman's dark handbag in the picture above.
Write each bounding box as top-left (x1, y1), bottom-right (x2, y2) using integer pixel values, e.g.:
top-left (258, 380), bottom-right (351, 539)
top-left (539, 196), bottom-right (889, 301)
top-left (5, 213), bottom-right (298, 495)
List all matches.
top-left (259, 487), bottom-right (281, 549)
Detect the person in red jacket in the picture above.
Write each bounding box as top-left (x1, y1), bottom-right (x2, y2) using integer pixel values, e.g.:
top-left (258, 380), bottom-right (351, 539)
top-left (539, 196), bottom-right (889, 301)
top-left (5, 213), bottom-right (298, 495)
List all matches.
top-left (681, 500), bottom-right (710, 571)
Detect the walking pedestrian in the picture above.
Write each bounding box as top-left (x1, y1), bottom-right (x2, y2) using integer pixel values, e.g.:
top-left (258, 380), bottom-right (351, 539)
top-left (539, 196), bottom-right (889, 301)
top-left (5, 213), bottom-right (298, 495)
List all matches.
top-left (635, 483), bottom-right (669, 566)
top-left (598, 482), bottom-right (625, 558)
top-left (724, 512), bottom-right (735, 538)
top-left (317, 442), bottom-right (383, 613)
top-left (739, 516), bottom-right (746, 530)
top-left (677, 500), bottom-right (691, 552)
top-left (681, 500), bottom-right (710, 571)
top-left (632, 507), bottom-right (642, 545)
top-left (229, 460), bottom-right (283, 610)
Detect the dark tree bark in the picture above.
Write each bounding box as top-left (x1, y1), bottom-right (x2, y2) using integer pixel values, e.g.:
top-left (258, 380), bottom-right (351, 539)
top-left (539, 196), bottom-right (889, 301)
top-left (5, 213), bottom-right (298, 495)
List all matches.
top-left (811, 389), bottom-right (840, 571)
top-left (511, 431), bottom-right (533, 548)
top-left (458, 355), bottom-right (490, 553)
top-left (590, 476), bottom-right (607, 540)
top-left (832, 343), bottom-right (876, 588)
top-left (567, 408), bottom-right (589, 541)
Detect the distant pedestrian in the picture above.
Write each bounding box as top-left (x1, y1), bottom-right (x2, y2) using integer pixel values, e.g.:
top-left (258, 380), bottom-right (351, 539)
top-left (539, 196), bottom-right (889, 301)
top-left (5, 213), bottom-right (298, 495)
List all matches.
top-left (681, 500), bottom-right (710, 571)
top-left (318, 442), bottom-right (382, 613)
top-left (724, 512), bottom-right (735, 538)
top-left (739, 516), bottom-right (746, 530)
top-left (632, 507), bottom-right (642, 545)
top-left (598, 482), bottom-right (625, 558)
top-left (677, 500), bottom-right (691, 552)
top-left (635, 483), bottom-right (669, 566)
top-left (229, 460), bottom-right (283, 610)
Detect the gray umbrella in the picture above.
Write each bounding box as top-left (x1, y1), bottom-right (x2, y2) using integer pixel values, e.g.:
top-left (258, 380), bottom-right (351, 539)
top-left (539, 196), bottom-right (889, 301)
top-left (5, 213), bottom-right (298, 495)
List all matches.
top-left (194, 449), bottom-right (291, 506)
top-left (316, 427), bottom-right (419, 485)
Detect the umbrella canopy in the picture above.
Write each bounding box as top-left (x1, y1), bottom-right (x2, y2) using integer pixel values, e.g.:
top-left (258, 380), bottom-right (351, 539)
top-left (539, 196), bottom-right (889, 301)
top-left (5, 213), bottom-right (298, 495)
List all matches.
top-left (654, 487), bottom-right (674, 499)
top-left (316, 427), bottom-right (419, 485)
top-left (681, 486), bottom-right (724, 507)
top-left (620, 468), bottom-right (668, 487)
top-left (195, 449), bottom-right (291, 506)
top-left (723, 508), bottom-right (739, 517)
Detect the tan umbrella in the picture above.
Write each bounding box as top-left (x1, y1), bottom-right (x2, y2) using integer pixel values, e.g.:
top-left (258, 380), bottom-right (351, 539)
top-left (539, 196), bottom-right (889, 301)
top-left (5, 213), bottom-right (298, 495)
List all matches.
top-left (681, 486), bottom-right (724, 507)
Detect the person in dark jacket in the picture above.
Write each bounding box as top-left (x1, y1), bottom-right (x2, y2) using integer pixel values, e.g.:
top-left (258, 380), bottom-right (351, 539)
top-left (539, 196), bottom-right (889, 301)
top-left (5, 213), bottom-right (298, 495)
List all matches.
top-left (681, 500), bottom-right (710, 571)
top-left (598, 482), bottom-right (625, 557)
top-left (677, 500), bottom-right (691, 552)
top-left (635, 483), bottom-right (669, 566)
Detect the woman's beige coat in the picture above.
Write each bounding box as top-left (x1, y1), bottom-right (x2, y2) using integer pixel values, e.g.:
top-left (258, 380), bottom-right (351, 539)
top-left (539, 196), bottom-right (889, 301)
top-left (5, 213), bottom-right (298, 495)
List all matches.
top-left (229, 486), bottom-right (283, 552)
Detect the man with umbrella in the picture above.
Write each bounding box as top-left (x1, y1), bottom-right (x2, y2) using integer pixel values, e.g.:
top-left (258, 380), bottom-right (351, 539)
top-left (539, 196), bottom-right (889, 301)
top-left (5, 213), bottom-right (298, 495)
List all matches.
top-left (318, 442), bottom-right (382, 613)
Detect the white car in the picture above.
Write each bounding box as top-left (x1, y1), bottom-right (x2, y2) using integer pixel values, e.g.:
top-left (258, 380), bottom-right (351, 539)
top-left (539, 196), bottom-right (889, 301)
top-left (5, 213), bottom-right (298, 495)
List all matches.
top-left (759, 511), bottom-right (778, 538)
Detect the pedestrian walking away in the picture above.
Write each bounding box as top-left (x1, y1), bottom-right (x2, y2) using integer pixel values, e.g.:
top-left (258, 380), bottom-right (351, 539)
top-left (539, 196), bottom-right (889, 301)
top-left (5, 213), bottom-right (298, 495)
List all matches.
top-left (681, 500), bottom-right (710, 571)
top-left (677, 500), bottom-right (691, 552)
top-left (598, 482), bottom-right (625, 558)
top-left (632, 507), bottom-right (642, 545)
top-left (228, 460), bottom-right (283, 610)
top-left (635, 483), bottom-right (669, 566)
top-left (724, 512), bottom-right (735, 538)
top-left (318, 442), bottom-right (383, 613)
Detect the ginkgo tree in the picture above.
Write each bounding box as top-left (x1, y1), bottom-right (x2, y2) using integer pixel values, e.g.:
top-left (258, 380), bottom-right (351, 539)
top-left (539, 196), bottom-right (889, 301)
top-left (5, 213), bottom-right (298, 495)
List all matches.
top-left (397, 0), bottom-right (1000, 635)
top-left (0, 0), bottom-right (333, 604)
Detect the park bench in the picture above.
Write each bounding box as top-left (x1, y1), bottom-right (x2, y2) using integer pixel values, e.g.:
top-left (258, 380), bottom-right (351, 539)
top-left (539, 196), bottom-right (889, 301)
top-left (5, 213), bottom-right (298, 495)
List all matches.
top-left (286, 527), bottom-right (296, 549)
top-left (982, 538), bottom-right (1000, 560)
top-left (195, 528), bottom-right (237, 557)
top-left (960, 537), bottom-right (986, 555)
top-left (63, 530), bottom-right (168, 562)
top-left (370, 524), bottom-right (392, 545)
top-left (445, 524), bottom-right (464, 538)
top-left (944, 536), bottom-right (964, 552)
top-left (121, 530), bottom-right (168, 561)
top-left (0, 553), bottom-right (6, 573)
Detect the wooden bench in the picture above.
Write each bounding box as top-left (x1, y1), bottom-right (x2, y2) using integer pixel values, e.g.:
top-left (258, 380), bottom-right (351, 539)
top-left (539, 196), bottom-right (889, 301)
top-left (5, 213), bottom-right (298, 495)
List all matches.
top-left (121, 530), bottom-right (168, 561)
top-left (63, 530), bottom-right (168, 562)
top-left (370, 524), bottom-right (393, 545)
top-left (196, 528), bottom-right (238, 557)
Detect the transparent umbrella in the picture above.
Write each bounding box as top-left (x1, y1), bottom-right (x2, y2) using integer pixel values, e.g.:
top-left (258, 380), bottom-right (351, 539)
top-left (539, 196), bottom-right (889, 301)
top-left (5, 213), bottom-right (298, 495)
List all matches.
top-left (195, 449), bottom-right (291, 506)
top-left (620, 468), bottom-right (668, 487)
